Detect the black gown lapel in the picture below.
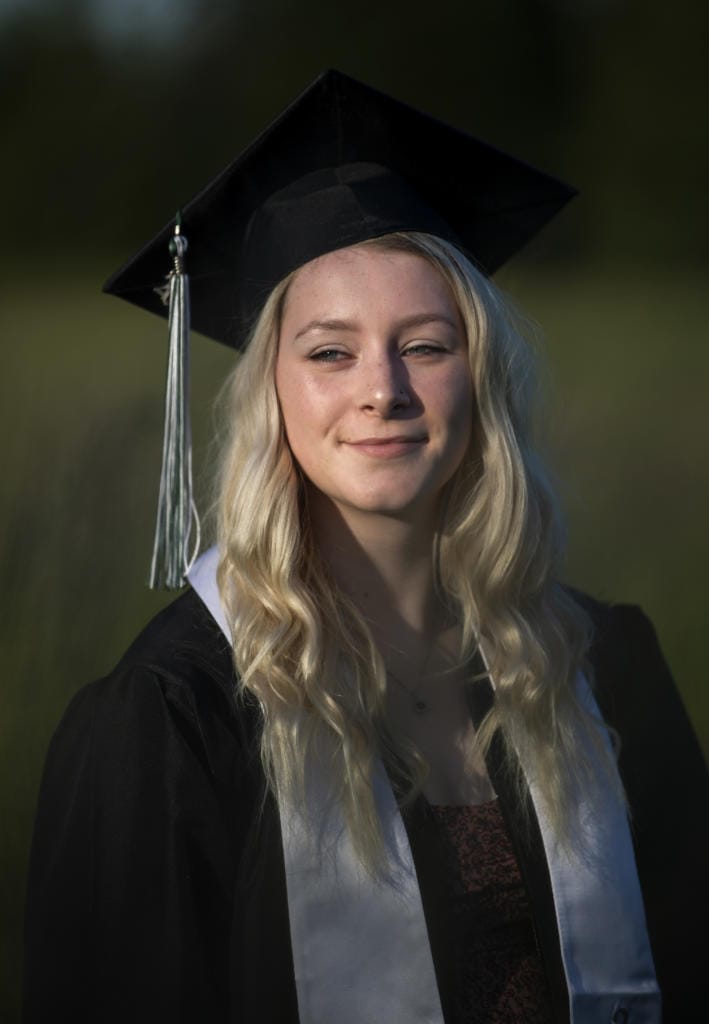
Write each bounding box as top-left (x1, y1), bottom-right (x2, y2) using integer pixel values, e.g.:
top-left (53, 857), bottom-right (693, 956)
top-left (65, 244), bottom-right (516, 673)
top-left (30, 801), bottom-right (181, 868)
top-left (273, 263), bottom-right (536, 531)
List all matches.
top-left (402, 798), bottom-right (460, 1023)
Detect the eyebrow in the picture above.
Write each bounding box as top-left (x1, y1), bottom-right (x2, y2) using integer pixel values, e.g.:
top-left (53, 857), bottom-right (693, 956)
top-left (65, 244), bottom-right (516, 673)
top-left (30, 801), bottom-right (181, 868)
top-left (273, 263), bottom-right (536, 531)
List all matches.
top-left (293, 312), bottom-right (459, 341)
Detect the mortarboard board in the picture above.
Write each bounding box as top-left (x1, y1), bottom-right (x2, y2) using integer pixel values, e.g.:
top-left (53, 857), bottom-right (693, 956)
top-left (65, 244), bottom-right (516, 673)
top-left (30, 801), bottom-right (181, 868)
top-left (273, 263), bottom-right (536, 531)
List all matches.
top-left (103, 69), bottom-right (577, 589)
top-left (103, 68), bottom-right (576, 348)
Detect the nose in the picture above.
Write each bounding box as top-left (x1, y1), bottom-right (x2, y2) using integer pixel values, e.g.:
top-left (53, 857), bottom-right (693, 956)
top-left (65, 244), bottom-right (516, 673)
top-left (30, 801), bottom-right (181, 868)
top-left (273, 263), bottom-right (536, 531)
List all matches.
top-left (359, 351), bottom-right (411, 416)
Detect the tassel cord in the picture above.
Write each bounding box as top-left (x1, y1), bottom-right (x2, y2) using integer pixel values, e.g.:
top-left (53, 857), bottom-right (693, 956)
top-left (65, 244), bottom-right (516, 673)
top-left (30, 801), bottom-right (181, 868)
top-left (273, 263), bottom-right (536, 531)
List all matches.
top-left (149, 232), bottom-right (200, 589)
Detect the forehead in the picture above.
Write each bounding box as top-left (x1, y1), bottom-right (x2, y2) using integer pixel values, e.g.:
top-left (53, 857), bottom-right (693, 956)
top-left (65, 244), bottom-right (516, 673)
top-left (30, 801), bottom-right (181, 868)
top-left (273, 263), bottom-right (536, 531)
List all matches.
top-left (280, 244), bottom-right (460, 326)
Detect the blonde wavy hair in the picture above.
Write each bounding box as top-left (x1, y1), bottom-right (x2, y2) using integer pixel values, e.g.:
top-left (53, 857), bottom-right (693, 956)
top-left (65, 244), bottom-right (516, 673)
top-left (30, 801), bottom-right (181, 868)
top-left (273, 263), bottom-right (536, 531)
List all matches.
top-left (217, 231), bottom-right (615, 873)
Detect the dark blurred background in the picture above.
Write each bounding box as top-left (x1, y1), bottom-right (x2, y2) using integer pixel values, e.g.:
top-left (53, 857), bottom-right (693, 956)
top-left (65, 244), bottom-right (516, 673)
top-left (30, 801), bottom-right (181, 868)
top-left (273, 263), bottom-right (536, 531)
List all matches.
top-left (2, 0), bottom-right (707, 1016)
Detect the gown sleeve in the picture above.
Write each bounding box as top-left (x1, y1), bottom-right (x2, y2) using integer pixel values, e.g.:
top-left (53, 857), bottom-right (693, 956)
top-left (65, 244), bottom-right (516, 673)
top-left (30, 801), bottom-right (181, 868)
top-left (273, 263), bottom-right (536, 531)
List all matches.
top-left (22, 664), bottom-right (242, 1023)
top-left (588, 601), bottom-right (709, 1023)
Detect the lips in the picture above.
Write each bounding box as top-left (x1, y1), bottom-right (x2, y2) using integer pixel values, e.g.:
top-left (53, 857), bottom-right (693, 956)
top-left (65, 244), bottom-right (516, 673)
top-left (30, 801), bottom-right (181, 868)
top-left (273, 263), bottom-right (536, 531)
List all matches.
top-left (344, 435), bottom-right (427, 458)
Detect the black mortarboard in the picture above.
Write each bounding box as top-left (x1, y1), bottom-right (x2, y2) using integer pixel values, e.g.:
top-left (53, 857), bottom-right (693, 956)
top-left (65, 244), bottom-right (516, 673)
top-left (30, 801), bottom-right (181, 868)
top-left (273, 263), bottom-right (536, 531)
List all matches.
top-left (104, 68), bottom-right (576, 348)
top-left (104, 69), bottom-right (577, 589)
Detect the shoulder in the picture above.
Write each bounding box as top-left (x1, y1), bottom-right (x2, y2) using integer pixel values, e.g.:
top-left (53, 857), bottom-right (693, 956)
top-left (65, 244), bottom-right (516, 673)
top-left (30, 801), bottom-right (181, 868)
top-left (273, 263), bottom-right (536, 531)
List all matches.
top-left (569, 589), bottom-right (696, 749)
top-left (52, 588), bottom-right (259, 787)
top-left (567, 588), bottom-right (678, 721)
top-left (567, 587), bottom-right (705, 776)
top-left (114, 586), bottom-right (233, 683)
top-left (569, 586), bottom-right (660, 663)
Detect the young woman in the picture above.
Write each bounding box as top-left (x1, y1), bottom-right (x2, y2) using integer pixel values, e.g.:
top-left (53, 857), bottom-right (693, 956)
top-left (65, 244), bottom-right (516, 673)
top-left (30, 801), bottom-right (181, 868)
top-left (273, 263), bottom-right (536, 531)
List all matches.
top-left (23, 71), bottom-right (707, 1024)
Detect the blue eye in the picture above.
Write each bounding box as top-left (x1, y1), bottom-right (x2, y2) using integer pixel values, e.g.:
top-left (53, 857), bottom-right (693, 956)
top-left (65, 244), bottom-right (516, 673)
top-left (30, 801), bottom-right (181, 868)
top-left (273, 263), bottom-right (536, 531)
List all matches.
top-left (403, 343), bottom-right (445, 356)
top-left (309, 348), bottom-right (346, 362)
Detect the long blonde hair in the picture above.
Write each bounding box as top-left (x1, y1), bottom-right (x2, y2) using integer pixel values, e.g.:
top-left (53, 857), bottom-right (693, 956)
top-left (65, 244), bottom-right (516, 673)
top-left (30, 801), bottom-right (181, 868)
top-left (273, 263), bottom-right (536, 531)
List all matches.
top-left (217, 232), bottom-right (614, 873)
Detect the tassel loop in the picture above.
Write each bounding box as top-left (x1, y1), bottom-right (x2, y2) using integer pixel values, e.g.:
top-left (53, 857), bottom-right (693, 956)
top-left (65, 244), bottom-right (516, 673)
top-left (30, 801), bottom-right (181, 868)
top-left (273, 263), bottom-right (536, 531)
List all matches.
top-left (169, 230), bottom-right (188, 274)
top-left (149, 217), bottom-right (201, 589)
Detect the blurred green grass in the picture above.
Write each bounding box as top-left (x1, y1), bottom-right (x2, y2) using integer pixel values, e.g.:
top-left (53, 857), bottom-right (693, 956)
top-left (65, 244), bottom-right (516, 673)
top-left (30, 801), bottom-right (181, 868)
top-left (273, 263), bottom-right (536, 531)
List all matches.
top-left (2, 266), bottom-right (707, 1019)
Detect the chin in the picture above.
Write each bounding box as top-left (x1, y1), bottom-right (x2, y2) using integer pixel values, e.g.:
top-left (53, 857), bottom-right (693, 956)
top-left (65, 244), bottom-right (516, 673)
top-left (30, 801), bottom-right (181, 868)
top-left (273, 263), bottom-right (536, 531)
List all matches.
top-left (338, 489), bottom-right (436, 519)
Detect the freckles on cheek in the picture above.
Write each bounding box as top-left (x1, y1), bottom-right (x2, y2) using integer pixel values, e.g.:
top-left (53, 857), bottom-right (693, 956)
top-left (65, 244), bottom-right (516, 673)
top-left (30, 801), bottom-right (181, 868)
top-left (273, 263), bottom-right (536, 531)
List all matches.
top-left (297, 377), bottom-right (337, 419)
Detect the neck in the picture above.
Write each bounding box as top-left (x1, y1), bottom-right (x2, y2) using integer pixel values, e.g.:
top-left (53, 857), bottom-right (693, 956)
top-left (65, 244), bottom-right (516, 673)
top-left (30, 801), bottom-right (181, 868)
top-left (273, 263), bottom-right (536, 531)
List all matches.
top-left (308, 491), bottom-right (448, 649)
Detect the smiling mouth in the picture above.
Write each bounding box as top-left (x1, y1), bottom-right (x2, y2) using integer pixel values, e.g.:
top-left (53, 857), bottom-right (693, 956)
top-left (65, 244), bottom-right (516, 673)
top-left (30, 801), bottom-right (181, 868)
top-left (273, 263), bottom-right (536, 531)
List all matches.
top-left (345, 436), bottom-right (427, 458)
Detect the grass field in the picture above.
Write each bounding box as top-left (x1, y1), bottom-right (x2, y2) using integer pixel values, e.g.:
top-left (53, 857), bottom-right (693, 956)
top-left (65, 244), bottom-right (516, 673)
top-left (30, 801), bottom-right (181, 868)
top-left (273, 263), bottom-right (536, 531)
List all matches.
top-left (2, 265), bottom-right (707, 1018)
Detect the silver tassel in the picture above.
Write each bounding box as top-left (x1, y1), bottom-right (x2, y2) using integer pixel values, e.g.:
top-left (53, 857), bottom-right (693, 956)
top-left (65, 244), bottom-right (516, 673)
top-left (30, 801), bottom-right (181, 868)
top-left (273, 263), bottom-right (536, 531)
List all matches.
top-left (149, 217), bottom-right (200, 589)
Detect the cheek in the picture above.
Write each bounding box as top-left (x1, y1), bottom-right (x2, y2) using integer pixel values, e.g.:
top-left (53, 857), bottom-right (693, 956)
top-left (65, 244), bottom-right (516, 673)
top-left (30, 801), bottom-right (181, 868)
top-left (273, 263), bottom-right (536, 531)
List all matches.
top-left (276, 375), bottom-right (298, 437)
top-left (275, 359), bottom-right (302, 458)
top-left (441, 374), bottom-right (476, 470)
top-left (278, 357), bottom-right (341, 419)
top-left (442, 370), bottom-right (474, 435)
top-left (275, 364), bottom-right (335, 473)
top-left (276, 352), bottom-right (305, 425)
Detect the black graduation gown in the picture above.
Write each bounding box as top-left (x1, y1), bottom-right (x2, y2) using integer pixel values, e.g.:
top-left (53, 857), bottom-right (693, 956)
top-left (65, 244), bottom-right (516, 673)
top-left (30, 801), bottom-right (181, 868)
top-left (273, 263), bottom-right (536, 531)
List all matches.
top-left (22, 588), bottom-right (708, 1023)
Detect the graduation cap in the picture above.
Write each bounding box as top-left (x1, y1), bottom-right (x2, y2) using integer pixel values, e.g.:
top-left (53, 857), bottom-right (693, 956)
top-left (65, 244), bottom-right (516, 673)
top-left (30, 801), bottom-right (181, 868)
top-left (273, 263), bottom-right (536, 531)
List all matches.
top-left (104, 69), bottom-right (577, 589)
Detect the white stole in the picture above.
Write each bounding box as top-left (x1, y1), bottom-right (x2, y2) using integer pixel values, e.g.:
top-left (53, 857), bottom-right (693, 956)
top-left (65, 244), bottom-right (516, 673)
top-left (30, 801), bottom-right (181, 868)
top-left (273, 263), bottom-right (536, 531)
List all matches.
top-left (188, 546), bottom-right (661, 1024)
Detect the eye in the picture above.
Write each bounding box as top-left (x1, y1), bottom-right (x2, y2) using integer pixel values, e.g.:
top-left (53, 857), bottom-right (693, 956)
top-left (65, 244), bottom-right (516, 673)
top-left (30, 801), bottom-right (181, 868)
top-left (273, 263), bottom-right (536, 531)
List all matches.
top-left (308, 347), bottom-right (348, 363)
top-left (402, 342), bottom-right (447, 357)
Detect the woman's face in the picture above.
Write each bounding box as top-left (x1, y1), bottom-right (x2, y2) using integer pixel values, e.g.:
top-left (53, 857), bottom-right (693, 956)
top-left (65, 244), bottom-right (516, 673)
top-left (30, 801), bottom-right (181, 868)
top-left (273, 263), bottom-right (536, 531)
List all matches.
top-left (275, 245), bottom-right (473, 527)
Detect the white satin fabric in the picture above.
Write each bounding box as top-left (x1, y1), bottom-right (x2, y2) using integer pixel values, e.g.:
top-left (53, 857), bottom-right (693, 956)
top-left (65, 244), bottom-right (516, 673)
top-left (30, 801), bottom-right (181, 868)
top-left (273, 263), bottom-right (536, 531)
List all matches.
top-left (188, 545), bottom-right (661, 1024)
top-left (280, 761), bottom-right (445, 1024)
